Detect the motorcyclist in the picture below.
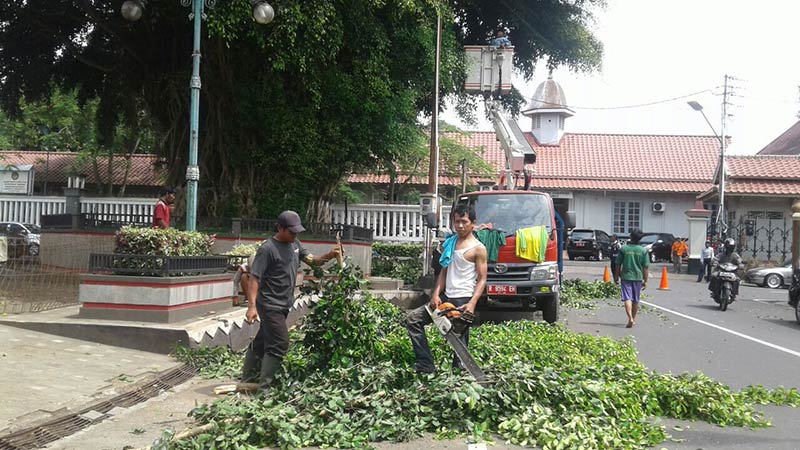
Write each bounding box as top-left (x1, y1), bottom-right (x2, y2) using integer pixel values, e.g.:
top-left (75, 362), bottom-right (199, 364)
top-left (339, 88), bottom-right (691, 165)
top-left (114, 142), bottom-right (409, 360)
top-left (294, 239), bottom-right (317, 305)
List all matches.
top-left (708, 238), bottom-right (743, 298)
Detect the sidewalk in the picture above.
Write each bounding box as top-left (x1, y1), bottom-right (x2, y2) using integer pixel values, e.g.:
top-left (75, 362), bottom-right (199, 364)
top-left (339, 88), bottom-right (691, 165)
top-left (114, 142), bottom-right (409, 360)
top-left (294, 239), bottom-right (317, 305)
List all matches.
top-left (0, 323), bottom-right (176, 435)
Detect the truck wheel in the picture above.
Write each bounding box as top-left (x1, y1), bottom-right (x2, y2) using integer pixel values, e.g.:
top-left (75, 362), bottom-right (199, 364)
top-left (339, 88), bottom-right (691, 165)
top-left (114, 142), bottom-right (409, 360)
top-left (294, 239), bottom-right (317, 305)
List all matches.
top-left (568, 253), bottom-right (575, 261)
top-left (542, 295), bottom-right (559, 324)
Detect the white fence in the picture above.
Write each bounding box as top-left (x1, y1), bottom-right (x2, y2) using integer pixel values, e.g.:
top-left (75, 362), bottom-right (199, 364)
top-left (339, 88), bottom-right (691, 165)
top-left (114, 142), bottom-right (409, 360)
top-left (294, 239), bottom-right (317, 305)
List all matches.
top-left (2, 196), bottom-right (440, 242)
top-left (0, 195), bottom-right (155, 225)
top-left (331, 203), bottom-right (451, 243)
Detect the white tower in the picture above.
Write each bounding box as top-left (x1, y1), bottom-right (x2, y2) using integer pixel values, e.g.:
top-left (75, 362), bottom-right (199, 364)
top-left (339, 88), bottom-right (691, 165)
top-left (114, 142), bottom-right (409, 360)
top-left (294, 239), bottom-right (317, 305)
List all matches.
top-left (521, 75), bottom-right (574, 145)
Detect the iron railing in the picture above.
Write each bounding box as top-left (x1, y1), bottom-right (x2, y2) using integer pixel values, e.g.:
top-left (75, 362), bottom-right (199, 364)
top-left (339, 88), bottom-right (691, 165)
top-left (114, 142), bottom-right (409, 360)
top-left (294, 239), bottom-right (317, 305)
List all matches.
top-left (41, 214), bottom-right (373, 243)
top-left (82, 212), bottom-right (151, 229)
top-left (40, 214), bottom-right (74, 229)
top-left (89, 253), bottom-right (229, 276)
top-left (727, 218), bottom-right (793, 262)
top-left (236, 219), bottom-right (372, 243)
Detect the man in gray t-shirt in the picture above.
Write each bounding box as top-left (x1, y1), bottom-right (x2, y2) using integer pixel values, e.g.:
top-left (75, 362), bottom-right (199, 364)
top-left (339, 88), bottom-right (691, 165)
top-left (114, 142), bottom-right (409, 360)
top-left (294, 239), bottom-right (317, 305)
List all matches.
top-left (242, 211), bottom-right (340, 389)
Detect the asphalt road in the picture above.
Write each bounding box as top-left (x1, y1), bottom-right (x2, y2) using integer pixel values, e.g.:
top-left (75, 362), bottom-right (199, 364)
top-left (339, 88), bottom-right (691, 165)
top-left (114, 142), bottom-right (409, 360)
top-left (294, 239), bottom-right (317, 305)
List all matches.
top-left (563, 259), bottom-right (800, 450)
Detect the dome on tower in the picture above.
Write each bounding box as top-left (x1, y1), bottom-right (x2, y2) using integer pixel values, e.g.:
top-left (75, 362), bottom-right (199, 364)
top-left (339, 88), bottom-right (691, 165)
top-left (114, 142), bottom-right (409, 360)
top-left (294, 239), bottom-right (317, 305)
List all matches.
top-left (522, 75), bottom-right (574, 117)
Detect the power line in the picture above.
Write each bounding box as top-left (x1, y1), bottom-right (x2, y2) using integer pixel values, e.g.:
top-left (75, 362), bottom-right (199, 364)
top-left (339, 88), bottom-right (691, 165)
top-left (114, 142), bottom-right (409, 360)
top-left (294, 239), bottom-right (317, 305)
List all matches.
top-left (528, 88), bottom-right (715, 111)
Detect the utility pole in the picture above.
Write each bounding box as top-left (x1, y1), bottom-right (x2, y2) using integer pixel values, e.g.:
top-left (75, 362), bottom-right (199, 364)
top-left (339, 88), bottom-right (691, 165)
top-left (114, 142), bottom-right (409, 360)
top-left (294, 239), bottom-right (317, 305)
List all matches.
top-left (718, 74), bottom-right (730, 239)
top-left (422, 13), bottom-right (442, 278)
top-left (460, 159), bottom-right (467, 194)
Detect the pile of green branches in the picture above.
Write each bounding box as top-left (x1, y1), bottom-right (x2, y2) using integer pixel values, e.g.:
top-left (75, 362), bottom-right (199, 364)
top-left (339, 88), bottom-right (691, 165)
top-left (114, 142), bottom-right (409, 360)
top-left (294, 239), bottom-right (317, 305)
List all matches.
top-left (169, 268), bottom-right (797, 450)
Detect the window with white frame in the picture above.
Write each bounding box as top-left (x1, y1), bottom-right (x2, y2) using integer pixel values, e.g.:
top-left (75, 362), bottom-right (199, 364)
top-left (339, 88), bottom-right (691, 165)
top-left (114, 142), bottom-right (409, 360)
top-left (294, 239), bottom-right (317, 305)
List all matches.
top-left (613, 201), bottom-right (641, 234)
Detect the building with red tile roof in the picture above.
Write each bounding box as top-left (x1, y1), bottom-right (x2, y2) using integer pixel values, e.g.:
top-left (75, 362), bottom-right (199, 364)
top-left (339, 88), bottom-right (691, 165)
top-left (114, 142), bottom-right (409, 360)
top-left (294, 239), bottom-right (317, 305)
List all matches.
top-left (0, 151), bottom-right (166, 196)
top-left (698, 155), bottom-right (800, 233)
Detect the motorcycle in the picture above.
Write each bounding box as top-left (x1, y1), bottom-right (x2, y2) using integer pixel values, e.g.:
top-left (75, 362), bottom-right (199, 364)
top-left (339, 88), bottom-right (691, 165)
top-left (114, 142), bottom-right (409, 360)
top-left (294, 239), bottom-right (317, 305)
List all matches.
top-left (710, 261), bottom-right (740, 311)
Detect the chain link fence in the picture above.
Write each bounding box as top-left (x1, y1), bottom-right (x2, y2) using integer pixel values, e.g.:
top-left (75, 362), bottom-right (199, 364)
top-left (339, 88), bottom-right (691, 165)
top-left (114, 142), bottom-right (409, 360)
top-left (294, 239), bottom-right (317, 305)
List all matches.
top-left (0, 239), bottom-right (83, 314)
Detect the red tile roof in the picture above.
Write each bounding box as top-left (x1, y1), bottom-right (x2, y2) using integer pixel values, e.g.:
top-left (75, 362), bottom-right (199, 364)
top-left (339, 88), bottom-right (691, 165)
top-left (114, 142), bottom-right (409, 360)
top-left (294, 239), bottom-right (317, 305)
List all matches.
top-left (348, 173), bottom-right (495, 186)
top-left (714, 155), bottom-right (800, 196)
top-left (0, 151), bottom-right (166, 186)
top-left (348, 131), bottom-right (721, 193)
top-left (725, 155), bottom-right (800, 179)
top-left (725, 179), bottom-right (800, 195)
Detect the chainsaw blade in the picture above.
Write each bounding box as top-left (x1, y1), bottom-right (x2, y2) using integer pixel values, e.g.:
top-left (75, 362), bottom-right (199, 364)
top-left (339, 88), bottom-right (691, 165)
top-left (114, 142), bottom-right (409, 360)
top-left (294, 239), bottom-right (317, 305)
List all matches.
top-left (425, 305), bottom-right (487, 382)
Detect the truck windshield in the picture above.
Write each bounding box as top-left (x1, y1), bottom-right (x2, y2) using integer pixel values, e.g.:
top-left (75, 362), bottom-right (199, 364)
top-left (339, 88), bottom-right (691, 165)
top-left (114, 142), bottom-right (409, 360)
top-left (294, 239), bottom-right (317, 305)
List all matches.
top-left (570, 231), bottom-right (594, 239)
top-left (457, 194), bottom-right (552, 236)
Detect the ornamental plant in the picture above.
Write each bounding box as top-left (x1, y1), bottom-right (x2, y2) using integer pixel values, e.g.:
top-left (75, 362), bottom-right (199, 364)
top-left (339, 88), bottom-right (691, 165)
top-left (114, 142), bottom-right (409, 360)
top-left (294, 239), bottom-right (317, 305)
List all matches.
top-left (371, 243), bottom-right (423, 286)
top-left (114, 226), bottom-right (215, 256)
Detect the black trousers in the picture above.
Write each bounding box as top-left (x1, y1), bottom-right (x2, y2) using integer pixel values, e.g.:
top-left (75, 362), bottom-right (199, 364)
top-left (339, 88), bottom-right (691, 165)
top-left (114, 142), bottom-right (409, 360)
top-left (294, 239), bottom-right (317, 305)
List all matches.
top-left (252, 303), bottom-right (290, 359)
top-left (697, 259), bottom-right (711, 282)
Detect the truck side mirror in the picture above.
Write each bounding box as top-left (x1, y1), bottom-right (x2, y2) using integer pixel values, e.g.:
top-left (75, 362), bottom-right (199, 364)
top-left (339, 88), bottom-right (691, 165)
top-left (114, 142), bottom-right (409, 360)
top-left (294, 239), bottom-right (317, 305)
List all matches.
top-left (564, 211), bottom-right (576, 229)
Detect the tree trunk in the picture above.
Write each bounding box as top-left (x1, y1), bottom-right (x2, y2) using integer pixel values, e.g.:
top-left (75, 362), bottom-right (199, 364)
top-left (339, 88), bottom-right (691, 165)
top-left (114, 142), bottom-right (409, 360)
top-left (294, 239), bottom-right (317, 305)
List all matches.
top-left (91, 156), bottom-right (103, 196)
top-left (307, 181), bottom-right (338, 225)
top-left (106, 147), bottom-right (114, 197)
top-left (119, 136), bottom-right (140, 197)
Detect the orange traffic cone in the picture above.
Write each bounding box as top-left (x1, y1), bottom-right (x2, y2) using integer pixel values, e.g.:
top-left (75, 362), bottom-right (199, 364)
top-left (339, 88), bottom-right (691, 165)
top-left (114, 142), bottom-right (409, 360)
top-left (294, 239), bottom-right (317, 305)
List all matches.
top-left (657, 266), bottom-right (670, 290)
top-left (603, 266), bottom-right (611, 283)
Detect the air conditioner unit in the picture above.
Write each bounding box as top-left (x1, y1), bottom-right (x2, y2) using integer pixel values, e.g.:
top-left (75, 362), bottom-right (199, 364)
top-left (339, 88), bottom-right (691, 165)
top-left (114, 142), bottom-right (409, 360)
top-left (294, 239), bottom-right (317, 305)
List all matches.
top-left (652, 202), bottom-right (666, 213)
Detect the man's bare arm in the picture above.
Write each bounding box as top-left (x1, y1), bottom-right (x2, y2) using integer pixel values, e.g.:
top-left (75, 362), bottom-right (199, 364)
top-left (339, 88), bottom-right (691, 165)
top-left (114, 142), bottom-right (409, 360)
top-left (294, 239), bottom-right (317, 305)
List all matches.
top-left (244, 274), bottom-right (260, 323)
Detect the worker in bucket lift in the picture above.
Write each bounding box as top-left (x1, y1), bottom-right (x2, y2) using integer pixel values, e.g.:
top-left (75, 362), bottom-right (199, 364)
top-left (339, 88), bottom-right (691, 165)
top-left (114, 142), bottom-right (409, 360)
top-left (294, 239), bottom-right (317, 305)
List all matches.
top-left (489, 30), bottom-right (512, 49)
top-left (404, 204), bottom-right (487, 374)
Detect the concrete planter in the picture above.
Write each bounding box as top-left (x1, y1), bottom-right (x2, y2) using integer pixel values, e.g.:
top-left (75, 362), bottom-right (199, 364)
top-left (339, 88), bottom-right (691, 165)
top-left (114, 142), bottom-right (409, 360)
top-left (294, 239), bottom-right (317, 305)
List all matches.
top-left (79, 273), bottom-right (235, 323)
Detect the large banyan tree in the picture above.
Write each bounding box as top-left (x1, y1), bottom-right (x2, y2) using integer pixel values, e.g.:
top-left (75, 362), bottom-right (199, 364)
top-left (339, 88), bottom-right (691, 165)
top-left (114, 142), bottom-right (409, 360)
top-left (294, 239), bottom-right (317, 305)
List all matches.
top-left (0, 0), bottom-right (603, 220)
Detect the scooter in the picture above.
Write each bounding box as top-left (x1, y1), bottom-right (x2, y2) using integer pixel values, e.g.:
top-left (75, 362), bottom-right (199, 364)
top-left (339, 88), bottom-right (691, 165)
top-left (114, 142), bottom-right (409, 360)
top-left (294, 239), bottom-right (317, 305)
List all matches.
top-left (710, 260), bottom-right (740, 311)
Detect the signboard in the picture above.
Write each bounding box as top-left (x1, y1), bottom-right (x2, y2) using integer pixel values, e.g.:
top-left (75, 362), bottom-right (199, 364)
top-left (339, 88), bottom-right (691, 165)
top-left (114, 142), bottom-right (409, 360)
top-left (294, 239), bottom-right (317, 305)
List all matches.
top-left (548, 191), bottom-right (573, 199)
top-left (0, 164), bottom-right (35, 195)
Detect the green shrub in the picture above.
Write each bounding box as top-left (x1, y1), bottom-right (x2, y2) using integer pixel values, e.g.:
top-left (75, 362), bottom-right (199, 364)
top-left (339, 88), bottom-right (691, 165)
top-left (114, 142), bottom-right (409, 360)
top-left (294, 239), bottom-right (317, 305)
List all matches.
top-left (114, 226), bottom-right (215, 256)
top-left (372, 243), bottom-right (423, 258)
top-left (372, 243), bottom-right (423, 286)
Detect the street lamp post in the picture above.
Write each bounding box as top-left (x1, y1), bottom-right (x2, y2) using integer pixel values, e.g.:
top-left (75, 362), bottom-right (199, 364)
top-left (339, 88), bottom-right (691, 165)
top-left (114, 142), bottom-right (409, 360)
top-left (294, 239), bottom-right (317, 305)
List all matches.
top-left (688, 100), bottom-right (726, 238)
top-left (122, 0), bottom-right (274, 231)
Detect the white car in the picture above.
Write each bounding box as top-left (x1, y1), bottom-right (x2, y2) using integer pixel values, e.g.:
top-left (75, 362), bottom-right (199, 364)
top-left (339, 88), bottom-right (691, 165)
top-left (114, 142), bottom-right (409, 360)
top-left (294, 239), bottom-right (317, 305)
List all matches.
top-left (0, 222), bottom-right (41, 257)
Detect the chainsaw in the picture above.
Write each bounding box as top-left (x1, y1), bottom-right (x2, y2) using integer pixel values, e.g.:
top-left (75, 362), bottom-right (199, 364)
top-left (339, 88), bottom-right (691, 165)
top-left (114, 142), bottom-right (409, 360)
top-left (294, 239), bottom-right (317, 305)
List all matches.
top-left (425, 304), bottom-right (487, 382)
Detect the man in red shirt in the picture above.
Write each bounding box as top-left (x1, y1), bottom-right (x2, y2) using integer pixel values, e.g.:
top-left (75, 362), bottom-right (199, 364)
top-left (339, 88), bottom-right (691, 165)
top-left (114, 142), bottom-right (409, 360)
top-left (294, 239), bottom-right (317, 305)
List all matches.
top-left (152, 187), bottom-right (175, 229)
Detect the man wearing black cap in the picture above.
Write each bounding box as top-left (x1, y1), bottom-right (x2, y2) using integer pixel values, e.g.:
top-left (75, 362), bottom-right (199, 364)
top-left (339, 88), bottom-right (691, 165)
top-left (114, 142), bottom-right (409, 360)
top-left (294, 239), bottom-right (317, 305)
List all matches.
top-left (242, 210), bottom-right (341, 390)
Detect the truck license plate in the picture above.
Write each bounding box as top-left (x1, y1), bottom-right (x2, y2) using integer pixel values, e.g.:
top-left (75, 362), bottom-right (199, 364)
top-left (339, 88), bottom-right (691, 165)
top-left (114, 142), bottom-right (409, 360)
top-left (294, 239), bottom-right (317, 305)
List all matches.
top-left (487, 285), bottom-right (516, 295)
top-left (575, 242), bottom-right (585, 247)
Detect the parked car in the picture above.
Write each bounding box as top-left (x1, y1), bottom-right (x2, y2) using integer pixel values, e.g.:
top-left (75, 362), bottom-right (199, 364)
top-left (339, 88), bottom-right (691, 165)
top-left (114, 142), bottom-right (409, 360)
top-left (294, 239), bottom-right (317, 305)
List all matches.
top-left (567, 228), bottom-right (613, 260)
top-left (744, 260), bottom-right (793, 289)
top-left (638, 232), bottom-right (676, 263)
top-left (0, 222), bottom-right (41, 257)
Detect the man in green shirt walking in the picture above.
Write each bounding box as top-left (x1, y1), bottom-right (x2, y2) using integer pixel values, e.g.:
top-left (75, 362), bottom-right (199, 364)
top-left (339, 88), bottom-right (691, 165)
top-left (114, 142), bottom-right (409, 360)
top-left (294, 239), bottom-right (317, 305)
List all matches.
top-left (614, 228), bottom-right (650, 328)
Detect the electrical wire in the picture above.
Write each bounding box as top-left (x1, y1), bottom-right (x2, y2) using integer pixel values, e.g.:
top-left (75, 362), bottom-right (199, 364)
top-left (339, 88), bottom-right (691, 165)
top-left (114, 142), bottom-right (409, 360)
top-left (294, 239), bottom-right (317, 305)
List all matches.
top-left (528, 88), bottom-right (715, 111)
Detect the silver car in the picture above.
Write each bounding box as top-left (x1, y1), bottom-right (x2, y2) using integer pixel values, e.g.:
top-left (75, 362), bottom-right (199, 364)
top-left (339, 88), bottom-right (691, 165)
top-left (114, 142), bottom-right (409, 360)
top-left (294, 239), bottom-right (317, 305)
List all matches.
top-left (744, 260), bottom-right (793, 289)
top-left (0, 222), bottom-right (40, 257)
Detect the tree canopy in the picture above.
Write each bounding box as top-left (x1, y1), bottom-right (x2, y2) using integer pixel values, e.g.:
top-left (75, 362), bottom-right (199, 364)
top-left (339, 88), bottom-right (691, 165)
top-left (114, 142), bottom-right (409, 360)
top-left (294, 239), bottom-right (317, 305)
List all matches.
top-left (0, 0), bottom-right (604, 219)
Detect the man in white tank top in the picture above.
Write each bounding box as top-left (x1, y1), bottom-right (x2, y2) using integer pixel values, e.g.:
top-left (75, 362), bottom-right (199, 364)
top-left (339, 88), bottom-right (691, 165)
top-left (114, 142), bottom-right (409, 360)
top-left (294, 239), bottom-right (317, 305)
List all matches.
top-left (404, 205), bottom-right (488, 374)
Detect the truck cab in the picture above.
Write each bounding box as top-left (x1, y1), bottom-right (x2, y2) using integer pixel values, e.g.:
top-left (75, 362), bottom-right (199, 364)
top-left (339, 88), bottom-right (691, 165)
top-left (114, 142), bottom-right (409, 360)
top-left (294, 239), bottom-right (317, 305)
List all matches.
top-left (455, 190), bottom-right (561, 323)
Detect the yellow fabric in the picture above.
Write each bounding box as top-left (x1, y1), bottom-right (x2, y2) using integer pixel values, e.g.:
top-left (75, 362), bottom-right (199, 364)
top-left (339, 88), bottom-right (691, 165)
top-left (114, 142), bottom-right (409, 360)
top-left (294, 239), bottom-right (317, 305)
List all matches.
top-left (515, 226), bottom-right (548, 262)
